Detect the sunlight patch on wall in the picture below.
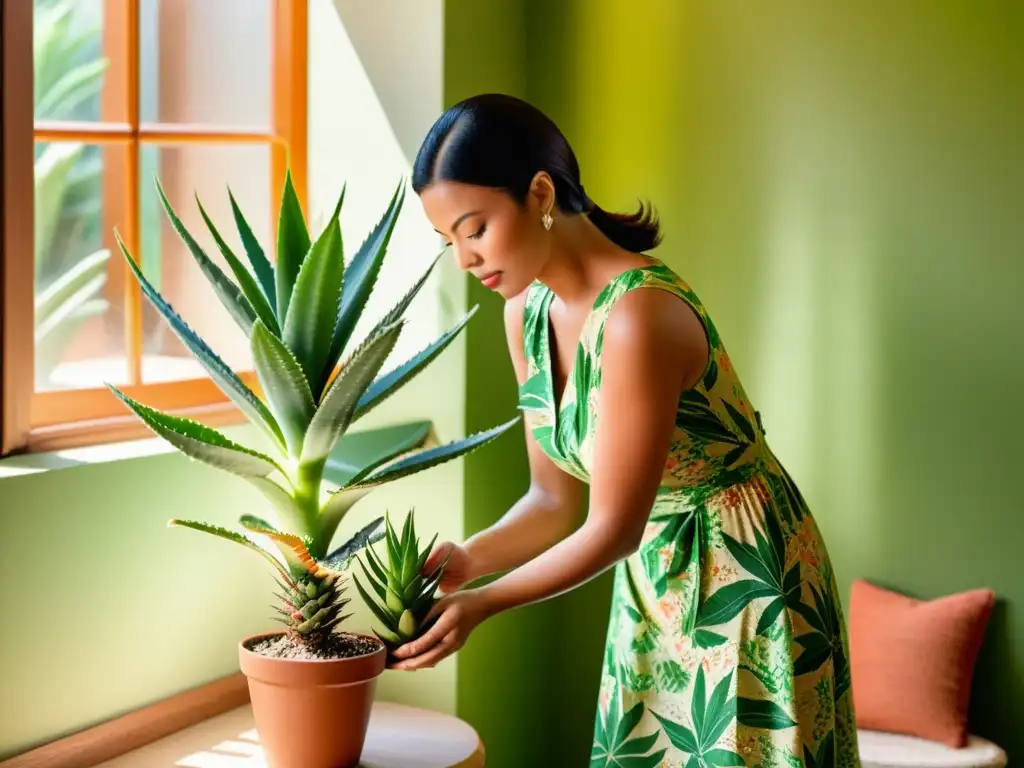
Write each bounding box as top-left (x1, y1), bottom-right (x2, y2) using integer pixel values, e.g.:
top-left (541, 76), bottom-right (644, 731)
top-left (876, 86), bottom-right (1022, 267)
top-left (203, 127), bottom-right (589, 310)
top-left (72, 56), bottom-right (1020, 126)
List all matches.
top-left (754, 91), bottom-right (883, 570)
top-left (816, 194), bottom-right (882, 572)
top-left (307, 0), bottom-right (444, 383)
top-left (754, 174), bottom-right (819, 496)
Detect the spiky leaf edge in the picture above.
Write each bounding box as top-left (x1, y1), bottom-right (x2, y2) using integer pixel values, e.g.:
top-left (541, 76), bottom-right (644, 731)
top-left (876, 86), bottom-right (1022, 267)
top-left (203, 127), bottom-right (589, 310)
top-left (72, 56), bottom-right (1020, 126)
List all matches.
top-left (112, 230), bottom-right (286, 450)
top-left (108, 385), bottom-right (285, 479)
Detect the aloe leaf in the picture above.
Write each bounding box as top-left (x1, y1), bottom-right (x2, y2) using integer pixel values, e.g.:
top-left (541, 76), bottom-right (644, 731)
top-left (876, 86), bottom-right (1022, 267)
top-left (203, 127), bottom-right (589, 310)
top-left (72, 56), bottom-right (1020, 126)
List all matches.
top-left (283, 216), bottom-right (345, 390)
top-left (416, 532), bottom-right (439, 575)
top-left (353, 574), bottom-right (400, 634)
top-left (367, 545), bottom-right (397, 593)
top-left (155, 178), bottom-right (256, 335)
top-left (321, 516), bottom-right (385, 570)
top-left (300, 322), bottom-right (403, 466)
top-left (240, 514), bottom-right (277, 532)
top-left (275, 170), bottom-right (311, 323)
top-left (400, 514), bottom-right (417, 582)
top-left (323, 421), bottom-right (431, 488)
top-left (228, 187), bottom-right (277, 314)
top-left (353, 306), bottom-right (477, 422)
top-left (363, 543), bottom-right (390, 586)
top-left (241, 523), bottom-right (321, 578)
top-left (243, 476), bottom-right (305, 534)
top-left (251, 319), bottom-right (315, 455)
top-left (108, 386), bottom-right (283, 478)
top-left (411, 565), bottom-right (446, 613)
top-left (328, 182), bottom-right (405, 365)
top-left (318, 252), bottom-right (440, 387)
top-left (352, 418), bottom-right (520, 489)
top-left (328, 183), bottom-right (346, 228)
top-left (196, 194), bottom-right (280, 335)
top-left (169, 519), bottom-right (289, 579)
top-left (114, 232), bottom-right (286, 451)
top-left (384, 513), bottom-right (401, 570)
top-left (318, 486), bottom-right (375, 548)
top-left (365, 251), bottom-right (441, 340)
top-left (358, 559), bottom-right (388, 601)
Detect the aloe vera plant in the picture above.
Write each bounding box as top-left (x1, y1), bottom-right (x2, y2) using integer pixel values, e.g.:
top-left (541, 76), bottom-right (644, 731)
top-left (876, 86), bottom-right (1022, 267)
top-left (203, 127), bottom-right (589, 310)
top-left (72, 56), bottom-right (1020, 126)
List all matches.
top-left (353, 510), bottom-right (448, 648)
top-left (108, 172), bottom-right (516, 653)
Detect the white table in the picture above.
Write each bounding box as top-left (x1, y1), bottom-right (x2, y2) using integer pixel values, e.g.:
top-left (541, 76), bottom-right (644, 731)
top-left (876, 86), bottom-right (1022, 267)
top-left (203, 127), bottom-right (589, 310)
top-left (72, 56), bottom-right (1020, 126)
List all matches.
top-left (858, 729), bottom-right (1007, 768)
top-left (97, 701), bottom-right (485, 768)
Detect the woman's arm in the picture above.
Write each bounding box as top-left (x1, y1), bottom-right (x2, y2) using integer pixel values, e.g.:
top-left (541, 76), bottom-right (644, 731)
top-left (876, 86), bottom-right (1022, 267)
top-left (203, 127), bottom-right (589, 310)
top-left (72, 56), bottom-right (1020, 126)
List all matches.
top-left (472, 288), bottom-right (707, 611)
top-left (390, 288), bottom-right (709, 669)
top-left (422, 290), bottom-right (587, 593)
top-left (455, 291), bottom-right (588, 583)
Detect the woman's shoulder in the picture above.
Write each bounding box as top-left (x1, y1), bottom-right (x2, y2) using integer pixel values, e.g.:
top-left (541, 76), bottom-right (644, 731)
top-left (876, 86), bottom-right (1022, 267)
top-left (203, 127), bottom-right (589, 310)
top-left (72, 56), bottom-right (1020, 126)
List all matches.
top-left (601, 278), bottom-right (705, 357)
top-left (591, 260), bottom-right (703, 325)
top-left (595, 261), bottom-right (714, 387)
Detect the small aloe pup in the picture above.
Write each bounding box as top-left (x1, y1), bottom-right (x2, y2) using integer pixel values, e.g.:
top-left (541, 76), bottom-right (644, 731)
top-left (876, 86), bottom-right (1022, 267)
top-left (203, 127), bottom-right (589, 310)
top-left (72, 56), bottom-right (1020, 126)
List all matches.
top-left (108, 172), bottom-right (516, 657)
top-left (353, 510), bottom-right (450, 649)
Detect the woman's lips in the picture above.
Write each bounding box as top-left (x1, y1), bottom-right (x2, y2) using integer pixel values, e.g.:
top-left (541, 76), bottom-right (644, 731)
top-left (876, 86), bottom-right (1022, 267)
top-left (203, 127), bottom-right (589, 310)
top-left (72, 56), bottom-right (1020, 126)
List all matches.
top-left (479, 271), bottom-right (502, 289)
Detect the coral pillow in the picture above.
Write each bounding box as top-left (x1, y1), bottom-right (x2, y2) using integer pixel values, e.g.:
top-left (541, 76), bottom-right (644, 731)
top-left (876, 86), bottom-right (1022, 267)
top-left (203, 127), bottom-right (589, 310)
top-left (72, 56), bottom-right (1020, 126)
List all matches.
top-left (848, 579), bottom-right (995, 748)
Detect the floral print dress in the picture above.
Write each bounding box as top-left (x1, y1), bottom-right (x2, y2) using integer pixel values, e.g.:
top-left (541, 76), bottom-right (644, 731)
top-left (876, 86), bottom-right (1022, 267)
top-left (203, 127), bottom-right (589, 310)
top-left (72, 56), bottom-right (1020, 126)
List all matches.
top-left (517, 261), bottom-right (860, 768)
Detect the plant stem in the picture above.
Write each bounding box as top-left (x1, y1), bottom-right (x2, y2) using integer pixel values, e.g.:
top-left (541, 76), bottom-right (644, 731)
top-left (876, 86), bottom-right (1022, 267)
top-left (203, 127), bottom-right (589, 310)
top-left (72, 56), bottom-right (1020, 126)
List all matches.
top-left (294, 459), bottom-right (326, 554)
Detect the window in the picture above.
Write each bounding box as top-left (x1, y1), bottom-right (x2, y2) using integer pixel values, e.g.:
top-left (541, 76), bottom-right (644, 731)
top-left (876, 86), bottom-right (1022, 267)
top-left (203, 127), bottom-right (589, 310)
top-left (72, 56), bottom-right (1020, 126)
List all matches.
top-left (1, 0), bottom-right (307, 455)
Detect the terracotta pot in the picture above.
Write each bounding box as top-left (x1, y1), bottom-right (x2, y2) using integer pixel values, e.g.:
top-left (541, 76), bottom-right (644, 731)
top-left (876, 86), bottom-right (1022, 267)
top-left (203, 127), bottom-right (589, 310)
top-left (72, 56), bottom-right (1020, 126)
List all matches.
top-left (239, 631), bottom-right (386, 768)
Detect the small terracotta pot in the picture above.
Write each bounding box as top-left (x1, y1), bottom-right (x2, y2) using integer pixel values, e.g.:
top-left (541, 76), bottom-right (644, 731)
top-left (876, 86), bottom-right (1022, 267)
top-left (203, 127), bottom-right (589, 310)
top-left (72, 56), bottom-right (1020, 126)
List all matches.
top-left (239, 631), bottom-right (386, 768)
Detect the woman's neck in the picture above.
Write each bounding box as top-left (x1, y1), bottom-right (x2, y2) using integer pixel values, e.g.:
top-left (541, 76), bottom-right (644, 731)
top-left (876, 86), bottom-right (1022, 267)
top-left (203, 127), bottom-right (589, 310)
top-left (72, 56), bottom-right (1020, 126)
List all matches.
top-left (536, 214), bottom-right (652, 308)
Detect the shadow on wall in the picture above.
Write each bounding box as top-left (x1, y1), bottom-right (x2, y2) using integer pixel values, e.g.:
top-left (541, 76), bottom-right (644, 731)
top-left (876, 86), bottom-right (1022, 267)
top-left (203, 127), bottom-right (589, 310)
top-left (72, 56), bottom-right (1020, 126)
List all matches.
top-left (969, 600), bottom-right (1020, 739)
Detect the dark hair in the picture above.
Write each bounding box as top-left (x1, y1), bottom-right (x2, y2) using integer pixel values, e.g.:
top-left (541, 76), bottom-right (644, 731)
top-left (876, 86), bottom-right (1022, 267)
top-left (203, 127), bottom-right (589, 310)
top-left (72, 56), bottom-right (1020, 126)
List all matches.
top-left (412, 93), bottom-right (661, 252)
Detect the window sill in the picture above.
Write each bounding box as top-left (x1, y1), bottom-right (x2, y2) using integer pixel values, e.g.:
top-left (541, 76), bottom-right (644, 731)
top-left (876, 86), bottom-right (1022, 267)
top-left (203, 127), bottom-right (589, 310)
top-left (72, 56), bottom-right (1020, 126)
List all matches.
top-left (0, 404), bottom-right (249, 479)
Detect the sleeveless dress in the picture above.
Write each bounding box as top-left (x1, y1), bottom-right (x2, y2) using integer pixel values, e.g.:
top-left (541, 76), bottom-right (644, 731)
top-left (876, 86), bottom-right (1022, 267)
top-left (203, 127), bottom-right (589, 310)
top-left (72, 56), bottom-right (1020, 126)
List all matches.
top-left (517, 261), bottom-right (860, 768)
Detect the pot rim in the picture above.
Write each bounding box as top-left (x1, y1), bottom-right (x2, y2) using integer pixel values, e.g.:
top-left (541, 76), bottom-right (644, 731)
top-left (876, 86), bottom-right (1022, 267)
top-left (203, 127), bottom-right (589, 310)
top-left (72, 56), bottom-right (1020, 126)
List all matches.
top-left (239, 630), bottom-right (385, 660)
top-left (239, 630), bottom-right (387, 686)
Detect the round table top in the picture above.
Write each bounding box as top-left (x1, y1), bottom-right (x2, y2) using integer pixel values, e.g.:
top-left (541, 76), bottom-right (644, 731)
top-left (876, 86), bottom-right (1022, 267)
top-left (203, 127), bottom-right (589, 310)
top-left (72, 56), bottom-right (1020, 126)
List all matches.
top-left (360, 701), bottom-right (485, 768)
top-left (857, 729), bottom-right (1007, 768)
top-left (98, 700), bottom-right (484, 768)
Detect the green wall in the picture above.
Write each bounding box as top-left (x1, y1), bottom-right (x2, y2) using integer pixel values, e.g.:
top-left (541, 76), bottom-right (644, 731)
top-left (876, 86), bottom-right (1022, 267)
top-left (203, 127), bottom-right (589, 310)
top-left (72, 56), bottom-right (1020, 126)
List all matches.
top-left (443, 2), bottom-right (562, 767)
top-left (527, 0), bottom-right (1024, 763)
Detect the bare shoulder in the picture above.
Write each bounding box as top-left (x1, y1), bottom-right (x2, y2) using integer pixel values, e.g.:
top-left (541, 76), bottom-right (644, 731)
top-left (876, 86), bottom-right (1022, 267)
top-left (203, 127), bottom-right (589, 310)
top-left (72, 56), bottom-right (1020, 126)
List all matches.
top-left (603, 287), bottom-right (709, 388)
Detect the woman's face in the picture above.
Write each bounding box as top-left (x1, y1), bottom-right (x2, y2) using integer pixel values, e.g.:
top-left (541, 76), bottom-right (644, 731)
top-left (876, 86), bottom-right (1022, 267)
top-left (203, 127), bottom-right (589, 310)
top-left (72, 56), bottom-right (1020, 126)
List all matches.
top-left (418, 179), bottom-right (552, 299)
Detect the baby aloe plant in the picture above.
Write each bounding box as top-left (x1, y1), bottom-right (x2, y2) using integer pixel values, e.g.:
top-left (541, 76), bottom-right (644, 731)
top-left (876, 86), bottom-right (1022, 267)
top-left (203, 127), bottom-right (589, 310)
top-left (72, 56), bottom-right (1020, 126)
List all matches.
top-left (353, 510), bottom-right (449, 648)
top-left (107, 171), bottom-right (516, 655)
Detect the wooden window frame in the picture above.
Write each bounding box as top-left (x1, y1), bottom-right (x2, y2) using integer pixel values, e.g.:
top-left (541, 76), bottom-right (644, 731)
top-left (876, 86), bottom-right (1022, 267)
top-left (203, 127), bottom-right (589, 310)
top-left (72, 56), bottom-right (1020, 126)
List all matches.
top-left (1, 0), bottom-right (307, 456)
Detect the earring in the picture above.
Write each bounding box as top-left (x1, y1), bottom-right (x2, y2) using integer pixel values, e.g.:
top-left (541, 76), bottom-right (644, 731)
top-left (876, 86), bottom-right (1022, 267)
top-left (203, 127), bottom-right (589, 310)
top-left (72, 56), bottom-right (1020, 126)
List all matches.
top-left (542, 211), bottom-right (554, 230)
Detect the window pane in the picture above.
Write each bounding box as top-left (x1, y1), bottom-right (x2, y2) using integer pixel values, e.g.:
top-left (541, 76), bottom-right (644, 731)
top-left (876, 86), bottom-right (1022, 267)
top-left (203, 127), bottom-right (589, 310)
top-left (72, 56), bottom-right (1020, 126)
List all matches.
top-left (34, 142), bottom-right (127, 392)
top-left (33, 0), bottom-right (125, 122)
top-left (139, 144), bottom-right (272, 383)
top-left (139, 0), bottom-right (273, 128)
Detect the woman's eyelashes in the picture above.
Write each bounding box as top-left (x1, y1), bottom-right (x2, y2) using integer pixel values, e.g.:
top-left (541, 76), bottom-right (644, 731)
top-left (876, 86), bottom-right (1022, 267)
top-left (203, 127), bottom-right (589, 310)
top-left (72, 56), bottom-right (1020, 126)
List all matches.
top-left (442, 223), bottom-right (486, 249)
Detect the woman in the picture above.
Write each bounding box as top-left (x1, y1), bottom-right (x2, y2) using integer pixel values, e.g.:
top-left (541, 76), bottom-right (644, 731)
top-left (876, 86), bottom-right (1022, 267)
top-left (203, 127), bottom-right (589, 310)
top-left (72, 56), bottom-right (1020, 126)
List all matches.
top-left (391, 93), bottom-right (859, 768)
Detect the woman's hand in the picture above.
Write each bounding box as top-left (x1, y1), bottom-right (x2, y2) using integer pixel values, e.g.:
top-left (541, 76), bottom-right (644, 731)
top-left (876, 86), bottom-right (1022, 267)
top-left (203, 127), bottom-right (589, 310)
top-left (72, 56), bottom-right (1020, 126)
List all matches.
top-left (387, 589), bottom-right (492, 671)
top-left (424, 541), bottom-right (477, 593)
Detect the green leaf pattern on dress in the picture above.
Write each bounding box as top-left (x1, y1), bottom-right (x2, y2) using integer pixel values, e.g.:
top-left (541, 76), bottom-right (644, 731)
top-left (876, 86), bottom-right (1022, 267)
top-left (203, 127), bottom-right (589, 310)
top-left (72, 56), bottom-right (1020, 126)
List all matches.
top-left (519, 261), bottom-right (860, 767)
